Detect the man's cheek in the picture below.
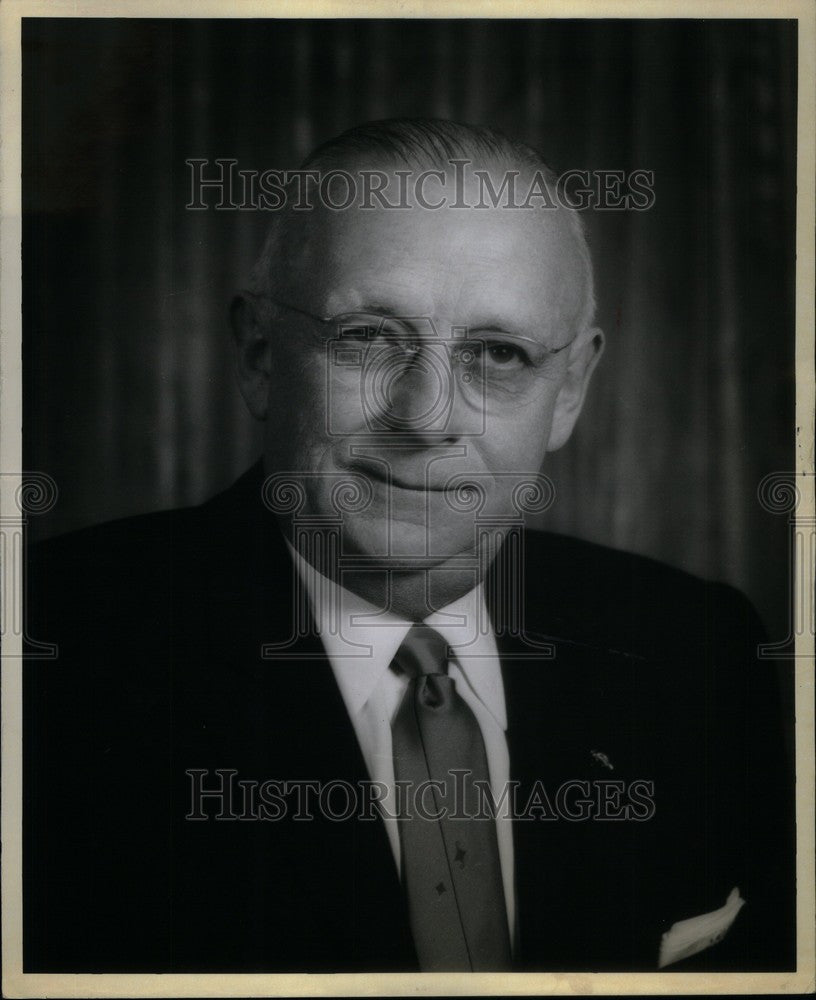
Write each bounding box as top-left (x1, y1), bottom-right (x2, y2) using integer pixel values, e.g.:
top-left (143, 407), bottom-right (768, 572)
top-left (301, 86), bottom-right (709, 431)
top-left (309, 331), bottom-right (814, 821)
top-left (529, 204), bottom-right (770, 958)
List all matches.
top-left (477, 418), bottom-right (551, 474)
top-left (315, 359), bottom-right (370, 438)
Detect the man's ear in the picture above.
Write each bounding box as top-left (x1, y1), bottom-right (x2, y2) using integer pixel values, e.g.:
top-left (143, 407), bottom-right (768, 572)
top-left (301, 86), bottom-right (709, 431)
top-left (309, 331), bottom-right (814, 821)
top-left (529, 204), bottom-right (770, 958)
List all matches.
top-left (546, 326), bottom-right (605, 452)
top-left (231, 293), bottom-right (271, 420)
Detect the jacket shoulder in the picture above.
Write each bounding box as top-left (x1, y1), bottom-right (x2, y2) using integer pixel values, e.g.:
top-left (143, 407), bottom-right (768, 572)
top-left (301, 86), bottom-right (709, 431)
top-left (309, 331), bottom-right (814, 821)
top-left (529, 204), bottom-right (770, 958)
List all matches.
top-left (32, 505), bottom-right (195, 561)
top-left (25, 463), bottom-right (283, 635)
top-left (520, 529), bottom-right (763, 660)
top-left (28, 506), bottom-right (198, 617)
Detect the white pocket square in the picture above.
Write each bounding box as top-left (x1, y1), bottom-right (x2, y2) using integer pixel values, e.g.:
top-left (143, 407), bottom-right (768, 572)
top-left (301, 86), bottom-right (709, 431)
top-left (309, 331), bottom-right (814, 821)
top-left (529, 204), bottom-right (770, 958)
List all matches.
top-left (658, 887), bottom-right (746, 969)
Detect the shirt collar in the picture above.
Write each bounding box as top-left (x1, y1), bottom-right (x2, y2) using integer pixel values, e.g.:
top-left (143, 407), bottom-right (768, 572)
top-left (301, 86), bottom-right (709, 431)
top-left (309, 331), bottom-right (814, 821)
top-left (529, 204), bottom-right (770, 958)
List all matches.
top-left (286, 541), bottom-right (507, 730)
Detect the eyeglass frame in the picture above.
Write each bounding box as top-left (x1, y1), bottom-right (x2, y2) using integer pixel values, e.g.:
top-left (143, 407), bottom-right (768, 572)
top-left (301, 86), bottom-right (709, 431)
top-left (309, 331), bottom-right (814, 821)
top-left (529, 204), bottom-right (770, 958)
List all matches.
top-left (244, 291), bottom-right (578, 360)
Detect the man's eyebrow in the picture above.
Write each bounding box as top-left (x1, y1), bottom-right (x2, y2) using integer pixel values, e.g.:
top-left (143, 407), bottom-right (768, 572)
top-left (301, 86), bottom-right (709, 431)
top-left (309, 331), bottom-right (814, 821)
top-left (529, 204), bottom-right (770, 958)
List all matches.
top-left (469, 322), bottom-right (518, 334)
top-left (467, 320), bottom-right (534, 340)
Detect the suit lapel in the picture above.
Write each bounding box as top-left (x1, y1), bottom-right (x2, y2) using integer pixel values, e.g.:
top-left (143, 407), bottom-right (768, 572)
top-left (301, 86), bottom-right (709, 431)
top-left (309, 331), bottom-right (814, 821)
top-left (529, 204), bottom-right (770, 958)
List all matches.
top-left (170, 465), bottom-right (416, 970)
top-left (491, 531), bottom-right (666, 970)
top-left (498, 632), bottom-right (660, 969)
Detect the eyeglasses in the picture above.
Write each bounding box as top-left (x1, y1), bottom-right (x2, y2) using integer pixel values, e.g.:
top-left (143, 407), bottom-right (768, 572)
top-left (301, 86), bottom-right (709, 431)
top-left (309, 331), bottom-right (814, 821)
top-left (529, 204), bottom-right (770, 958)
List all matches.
top-left (245, 292), bottom-right (576, 404)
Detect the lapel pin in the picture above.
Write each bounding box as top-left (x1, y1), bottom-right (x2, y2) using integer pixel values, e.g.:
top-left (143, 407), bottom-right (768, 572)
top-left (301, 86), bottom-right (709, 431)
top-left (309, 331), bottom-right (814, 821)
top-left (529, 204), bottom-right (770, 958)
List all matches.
top-left (590, 749), bottom-right (615, 771)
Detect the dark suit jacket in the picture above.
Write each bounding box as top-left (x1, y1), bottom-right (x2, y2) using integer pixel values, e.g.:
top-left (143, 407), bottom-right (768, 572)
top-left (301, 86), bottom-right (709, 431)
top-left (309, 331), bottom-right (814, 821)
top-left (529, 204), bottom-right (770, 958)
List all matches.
top-left (23, 463), bottom-right (795, 973)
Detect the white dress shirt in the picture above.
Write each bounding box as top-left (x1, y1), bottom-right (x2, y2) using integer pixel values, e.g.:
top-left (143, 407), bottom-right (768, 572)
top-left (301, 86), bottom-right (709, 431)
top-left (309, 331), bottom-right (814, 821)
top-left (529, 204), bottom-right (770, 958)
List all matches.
top-left (287, 543), bottom-right (516, 942)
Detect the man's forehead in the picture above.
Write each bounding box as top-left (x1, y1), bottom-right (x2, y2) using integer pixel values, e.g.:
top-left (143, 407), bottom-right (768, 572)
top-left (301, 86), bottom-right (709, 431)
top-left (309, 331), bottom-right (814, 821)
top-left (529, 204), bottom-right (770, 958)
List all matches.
top-left (278, 177), bottom-right (587, 333)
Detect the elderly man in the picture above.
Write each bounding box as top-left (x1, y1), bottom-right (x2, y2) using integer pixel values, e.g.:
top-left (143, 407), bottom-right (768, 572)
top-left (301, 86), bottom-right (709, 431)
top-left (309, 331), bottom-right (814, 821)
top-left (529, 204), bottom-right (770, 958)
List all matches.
top-left (24, 119), bottom-right (793, 974)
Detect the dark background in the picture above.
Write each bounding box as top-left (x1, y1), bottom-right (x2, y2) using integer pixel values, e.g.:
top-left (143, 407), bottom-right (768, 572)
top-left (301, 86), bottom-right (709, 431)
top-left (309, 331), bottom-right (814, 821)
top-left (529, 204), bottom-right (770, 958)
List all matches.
top-left (22, 18), bottom-right (797, 643)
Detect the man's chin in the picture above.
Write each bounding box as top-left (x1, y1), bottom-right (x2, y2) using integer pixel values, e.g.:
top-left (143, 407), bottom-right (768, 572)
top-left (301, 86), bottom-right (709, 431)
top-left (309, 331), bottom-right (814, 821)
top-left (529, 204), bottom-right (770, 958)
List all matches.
top-left (338, 506), bottom-right (479, 566)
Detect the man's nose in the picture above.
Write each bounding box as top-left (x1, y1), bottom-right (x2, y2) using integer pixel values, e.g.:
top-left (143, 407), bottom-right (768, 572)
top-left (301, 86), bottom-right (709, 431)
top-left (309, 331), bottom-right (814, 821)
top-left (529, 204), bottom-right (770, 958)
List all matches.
top-left (374, 345), bottom-right (469, 440)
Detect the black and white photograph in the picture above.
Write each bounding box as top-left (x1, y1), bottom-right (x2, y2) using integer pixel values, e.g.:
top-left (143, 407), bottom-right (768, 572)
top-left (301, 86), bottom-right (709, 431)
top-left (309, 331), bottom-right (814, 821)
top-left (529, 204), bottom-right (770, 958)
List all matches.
top-left (2, 2), bottom-right (813, 995)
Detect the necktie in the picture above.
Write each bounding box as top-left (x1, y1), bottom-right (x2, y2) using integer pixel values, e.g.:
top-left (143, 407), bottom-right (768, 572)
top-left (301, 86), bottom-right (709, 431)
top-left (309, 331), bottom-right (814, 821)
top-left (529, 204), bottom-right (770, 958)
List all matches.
top-left (391, 624), bottom-right (512, 971)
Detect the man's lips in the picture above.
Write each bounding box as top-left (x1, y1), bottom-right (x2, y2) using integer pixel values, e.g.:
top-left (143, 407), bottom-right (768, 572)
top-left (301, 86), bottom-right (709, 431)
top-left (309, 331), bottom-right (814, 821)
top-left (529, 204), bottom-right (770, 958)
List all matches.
top-left (348, 460), bottom-right (449, 493)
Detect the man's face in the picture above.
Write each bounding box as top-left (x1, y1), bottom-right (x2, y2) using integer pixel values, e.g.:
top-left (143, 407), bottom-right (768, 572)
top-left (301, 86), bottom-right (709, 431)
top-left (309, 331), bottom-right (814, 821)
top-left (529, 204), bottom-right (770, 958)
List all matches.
top-left (250, 172), bottom-right (600, 568)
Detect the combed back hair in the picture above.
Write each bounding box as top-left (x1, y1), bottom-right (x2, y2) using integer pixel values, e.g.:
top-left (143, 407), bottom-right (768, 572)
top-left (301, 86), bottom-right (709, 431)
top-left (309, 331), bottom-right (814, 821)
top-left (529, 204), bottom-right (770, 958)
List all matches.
top-left (248, 117), bottom-right (596, 332)
top-left (302, 118), bottom-right (547, 172)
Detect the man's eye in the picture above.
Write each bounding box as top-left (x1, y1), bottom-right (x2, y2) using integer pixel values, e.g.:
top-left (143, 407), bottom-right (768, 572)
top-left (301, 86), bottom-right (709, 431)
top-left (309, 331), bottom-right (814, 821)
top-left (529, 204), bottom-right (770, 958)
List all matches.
top-left (486, 343), bottom-right (525, 366)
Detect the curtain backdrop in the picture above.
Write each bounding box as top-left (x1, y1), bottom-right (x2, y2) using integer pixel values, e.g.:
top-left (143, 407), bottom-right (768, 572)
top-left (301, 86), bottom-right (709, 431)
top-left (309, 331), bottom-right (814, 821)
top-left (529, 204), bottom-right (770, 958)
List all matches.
top-left (22, 18), bottom-right (797, 643)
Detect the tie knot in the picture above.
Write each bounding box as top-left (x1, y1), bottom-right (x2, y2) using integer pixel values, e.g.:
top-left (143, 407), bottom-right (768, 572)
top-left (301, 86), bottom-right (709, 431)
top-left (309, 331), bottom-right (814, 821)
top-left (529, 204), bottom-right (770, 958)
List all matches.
top-left (392, 624), bottom-right (449, 679)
